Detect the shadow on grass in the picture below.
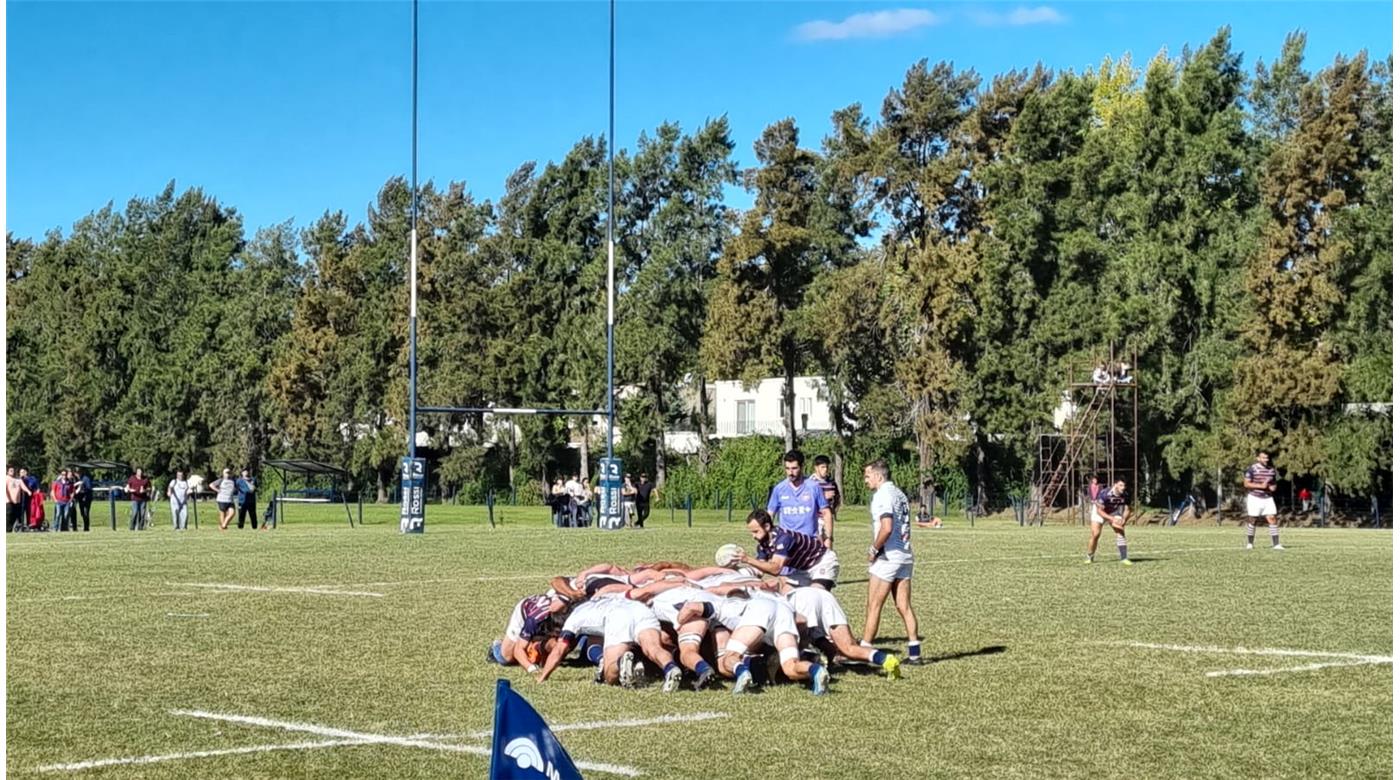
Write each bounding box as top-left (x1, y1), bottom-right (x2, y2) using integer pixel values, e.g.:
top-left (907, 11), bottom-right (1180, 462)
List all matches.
top-left (869, 642), bottom-right (1009, 665)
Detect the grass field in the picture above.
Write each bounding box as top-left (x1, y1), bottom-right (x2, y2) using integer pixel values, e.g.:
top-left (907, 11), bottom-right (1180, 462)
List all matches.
top-left (6, 504), bottom-right (1393, 778)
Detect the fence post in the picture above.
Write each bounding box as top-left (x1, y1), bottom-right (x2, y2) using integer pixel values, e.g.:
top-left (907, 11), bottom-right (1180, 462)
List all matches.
top-left (686, 493), bottom-right (693, 528)
top-left (726, 491), bottom-right (733, 523)
top-left (486, 491), bottom-right (495, 528)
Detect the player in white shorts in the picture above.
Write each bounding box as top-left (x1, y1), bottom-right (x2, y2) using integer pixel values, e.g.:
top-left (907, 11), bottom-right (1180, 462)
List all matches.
top-left (784, 583), bottom-right (901, 678)
top-left (536, 596), bottom-right (683, 690)
top-left (628, 579), bottom-right (727, 690)
top-left (1243, 450), bottom-right (1283, 550)
top-left (682, 593), bottom-right (829, 695)
top-left (861, 459), bottom-right (923, 664)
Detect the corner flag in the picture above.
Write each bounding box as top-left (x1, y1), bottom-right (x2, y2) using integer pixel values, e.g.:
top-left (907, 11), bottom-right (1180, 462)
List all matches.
top-left (489, 679), bottom-right (584, 780)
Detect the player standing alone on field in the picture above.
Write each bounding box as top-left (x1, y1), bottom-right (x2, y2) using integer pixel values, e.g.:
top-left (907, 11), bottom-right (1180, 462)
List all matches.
top-left (1243, 450), bottom-right (1283, 550)
top-left (1085, 477), bottom-right (1132, 566)
top-left (860, 459), bottom-right (922, 664)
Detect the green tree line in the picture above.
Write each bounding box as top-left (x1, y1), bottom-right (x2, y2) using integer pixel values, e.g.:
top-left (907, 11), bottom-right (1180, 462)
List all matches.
top-left (6, 31), bottom-right (1391, 506)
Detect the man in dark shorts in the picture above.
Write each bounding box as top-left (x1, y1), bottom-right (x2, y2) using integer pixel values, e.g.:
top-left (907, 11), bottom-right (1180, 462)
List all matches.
top-left (635, 473), bottom-right (657, 528)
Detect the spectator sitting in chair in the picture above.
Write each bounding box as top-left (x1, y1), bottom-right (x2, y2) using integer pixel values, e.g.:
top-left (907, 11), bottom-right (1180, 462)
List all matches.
top-left (1091, 363), bottom-right (1111, 387)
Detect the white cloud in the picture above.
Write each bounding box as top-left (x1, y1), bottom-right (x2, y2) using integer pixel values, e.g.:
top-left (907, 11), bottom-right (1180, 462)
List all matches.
top-left (794, 9), bottom-right (940, 42)
top-left (969, 5), bottom-right (1066, 26)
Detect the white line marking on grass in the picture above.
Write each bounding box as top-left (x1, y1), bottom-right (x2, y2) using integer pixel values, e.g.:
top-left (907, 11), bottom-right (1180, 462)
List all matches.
top-left (169, 583), bottom-right (385, 597)
top-left (1110, 641), bottom-right (1394, 678)
top-left (472, 574), bottom-right (561, 582)
top-left (169, 710), bottom-right (641, 777)
top-left (11, 592), bottom-right (210, 604)
top-left (36, 740), bottom-right (371, 772)
top-left (460, 711), bottom-right (730, 740)
top-left (1113, 641), bottom-right (1392, 663)
top-left (326, 578), bottom-right (460, 588)
top-left (1205, 661), bottom-right (1382, 678)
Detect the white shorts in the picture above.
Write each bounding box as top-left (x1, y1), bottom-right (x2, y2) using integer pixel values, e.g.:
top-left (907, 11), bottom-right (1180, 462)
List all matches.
top-left (504, 600), bottom-right (526, 641)
top-left (651, 588), bottom-right (720, 626)
top-left (1091, 512), bottom-right (1125, 526)
top-left (787, 587), bottom-right (848, 637)
top-left (1246, 495), bottom-right (1278, 518)
top-left (868, 557), bottom-right (914, 583)
top-left (603, 600), bottom-right (661, 647)
top-left (786, 548), bottom-right (840, 586)
top-left (735, 598), bottom-right (800, 645)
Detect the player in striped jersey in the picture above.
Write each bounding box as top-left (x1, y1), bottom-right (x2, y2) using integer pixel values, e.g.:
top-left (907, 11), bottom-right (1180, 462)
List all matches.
top-left (1243, 450), bottom-right (1283, 550)
top-left (488, 590), bottom-right (574, 671)
top-left (733, 510), bottom-right (840, 590)
top-left (1085, 477), bottom-right (1132, 566)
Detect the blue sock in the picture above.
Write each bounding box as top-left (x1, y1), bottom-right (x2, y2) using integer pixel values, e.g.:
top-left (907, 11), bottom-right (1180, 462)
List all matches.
top-left (584, 641), bottom-right (604, 665)
top-left (908, 641), bottom-right (921, 661)
top-left (735, 658), bottom-right (750, 677)
top-left (871, 650), bottom-right (888, 665)
top-left (694, 660), bottom-right (713, 678)
top-left (663, 662), bottom-right (678, 676)
top-left (809, 663), bottom-right (826, 689)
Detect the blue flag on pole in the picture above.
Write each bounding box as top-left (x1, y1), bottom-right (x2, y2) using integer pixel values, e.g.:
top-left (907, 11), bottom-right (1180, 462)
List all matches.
top-left (489, 679), bottom-right (584, 780)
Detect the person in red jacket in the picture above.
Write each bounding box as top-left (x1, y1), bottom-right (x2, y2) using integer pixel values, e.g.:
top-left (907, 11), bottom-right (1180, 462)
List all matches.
top-left (28, 485), bottom-right (47, 531)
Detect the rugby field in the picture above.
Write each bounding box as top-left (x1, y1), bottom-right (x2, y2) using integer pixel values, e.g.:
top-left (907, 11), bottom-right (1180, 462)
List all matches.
top-left (6, 507), bottom-right (1392, 778)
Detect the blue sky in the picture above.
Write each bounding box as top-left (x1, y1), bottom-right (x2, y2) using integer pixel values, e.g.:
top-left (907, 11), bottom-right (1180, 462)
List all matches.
top-left (7, 1), bottom-right (1393, 242)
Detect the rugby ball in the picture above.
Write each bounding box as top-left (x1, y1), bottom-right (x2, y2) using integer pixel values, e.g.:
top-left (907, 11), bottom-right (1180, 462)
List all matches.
top-left (715, 543), bottom-right (743, 566)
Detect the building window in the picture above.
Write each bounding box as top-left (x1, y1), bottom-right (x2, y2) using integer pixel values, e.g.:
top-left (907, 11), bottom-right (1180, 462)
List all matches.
top-left (737, 400), bottom-right (755, 435)
top-left (799, 398), bottom-right (812, 428)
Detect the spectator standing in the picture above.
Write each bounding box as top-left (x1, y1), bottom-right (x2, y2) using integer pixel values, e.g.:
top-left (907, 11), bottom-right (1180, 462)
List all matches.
top-left (209, 468), bottom-right (237, 531)
top-left (622, 474), bottom-right (638, 528)
top-left (635, 474), bottom-right (657, 528)
top-left (20, 468), bottom-right (38, 529)
top-left (72, 467), bottom-right (93, 531)
top-left (7, 466), bottom-right (32, 532)
top-left (564, 474), bottom-right (587, 527)
top-left (126, 468), bottom-right (152, 531)
top-left (1299, 486), bottom-right (1313, 513)
top-left (167, 470), bottom-right (192, 530)
top-left (235, 468), bottom-right (258, 530)
top-left (28, 482), bottom-right (48, 531)
top-left (51, 470), bottom-right (73, 532)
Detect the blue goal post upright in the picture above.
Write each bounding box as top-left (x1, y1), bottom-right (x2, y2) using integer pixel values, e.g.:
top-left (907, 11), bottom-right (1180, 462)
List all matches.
top-left (400, 0), bottom-right (623, 533)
